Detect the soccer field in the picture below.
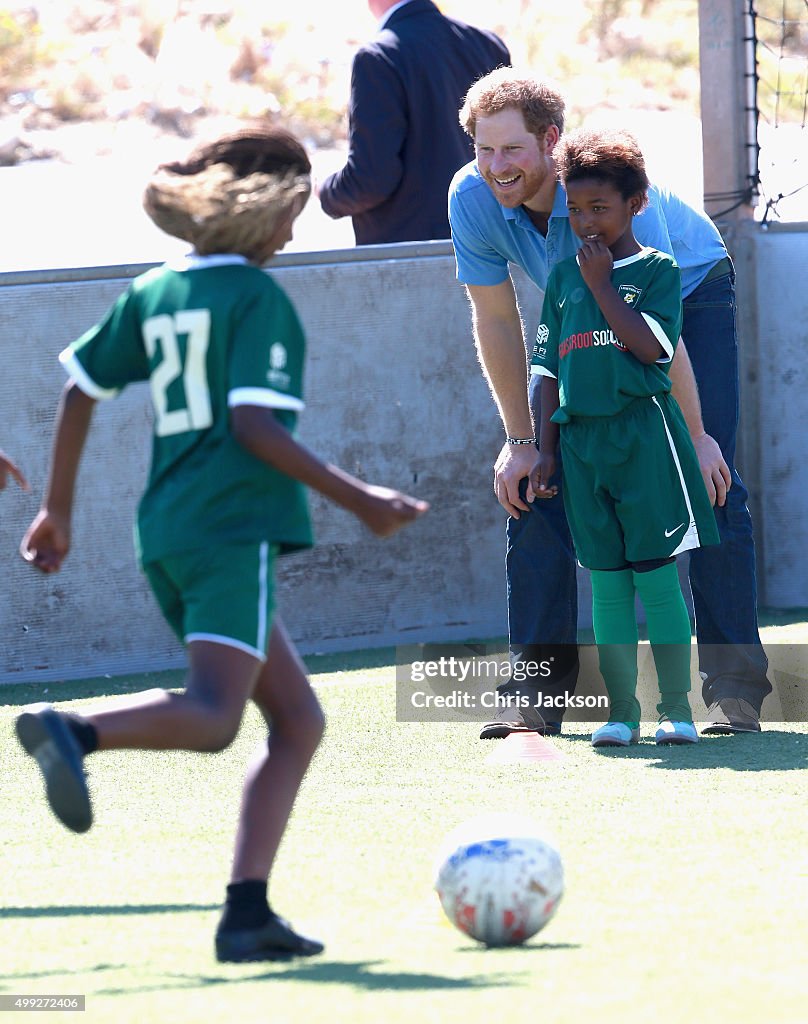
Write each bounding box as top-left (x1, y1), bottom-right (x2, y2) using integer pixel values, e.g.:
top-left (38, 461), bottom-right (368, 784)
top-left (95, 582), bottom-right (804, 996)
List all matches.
top-left (1, 659), bottom-right (806, 1024)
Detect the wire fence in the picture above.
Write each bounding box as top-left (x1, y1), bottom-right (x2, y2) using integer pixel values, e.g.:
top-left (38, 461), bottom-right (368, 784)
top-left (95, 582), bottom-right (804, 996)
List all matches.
top-left (752, 0), bottom-right (808, 223)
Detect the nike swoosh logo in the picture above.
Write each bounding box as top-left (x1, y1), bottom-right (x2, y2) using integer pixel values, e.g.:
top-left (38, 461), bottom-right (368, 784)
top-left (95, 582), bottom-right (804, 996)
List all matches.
top-left (558, 297), bottom-right (566, 309)
top-left (664, 523), bottom-right (686, 538)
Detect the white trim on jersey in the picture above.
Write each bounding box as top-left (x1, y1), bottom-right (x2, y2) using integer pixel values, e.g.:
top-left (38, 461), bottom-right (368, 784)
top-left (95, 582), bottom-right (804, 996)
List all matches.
top-left (641, 314), bottom-right (675, 361)
top-left (166, 253), bottom-right (250, 272)
top-left (228, 386), bottom-right (305, 412)
top-left (530, 364), bottom-right (557, 379)
top-left (651, 395), bottom-right (701, 555)
top-left (612, 248), bottom-right (654, 269)
top-left (185, 632), bottom-right (267, 662)
top-left (59, 347), bottom-right (120, 400)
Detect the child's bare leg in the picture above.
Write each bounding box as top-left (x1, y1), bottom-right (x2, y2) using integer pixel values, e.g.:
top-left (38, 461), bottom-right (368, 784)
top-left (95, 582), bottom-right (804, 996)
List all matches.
top-left (230, 618), bottom-right (324, 882)
top-left (215, 618), bottom-right (325, 961)
top-left (86, 641), bottom-right (262, 752)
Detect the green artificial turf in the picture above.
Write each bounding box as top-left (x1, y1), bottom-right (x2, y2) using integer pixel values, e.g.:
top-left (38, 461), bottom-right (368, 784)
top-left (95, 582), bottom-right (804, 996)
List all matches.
top-left (1, 662), bottom-right (806, 1024)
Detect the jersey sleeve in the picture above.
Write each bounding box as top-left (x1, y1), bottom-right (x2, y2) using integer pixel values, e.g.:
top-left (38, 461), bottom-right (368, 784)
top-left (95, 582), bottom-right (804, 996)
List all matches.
top-left (227, 283), bottom-right (305, 416)
top-left (59, 288), bottom-right (150, 399)
top-left (637, 255), bottom-right (683, 363)
top-left (448, 176), bottom-right (511, 286)
top-left (530, 269), bottom-right (561, 379)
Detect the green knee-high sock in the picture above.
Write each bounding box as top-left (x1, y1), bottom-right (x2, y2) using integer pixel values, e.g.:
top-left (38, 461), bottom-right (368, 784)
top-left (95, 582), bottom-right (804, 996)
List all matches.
top-left (590, 568), bottom-right (640, 725)
top-left (633, 562), bottom-right (694, 722)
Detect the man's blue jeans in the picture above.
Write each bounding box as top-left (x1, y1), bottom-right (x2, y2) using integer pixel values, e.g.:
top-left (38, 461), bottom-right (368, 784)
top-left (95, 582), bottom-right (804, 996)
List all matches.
top-left (504, 267), bottom-right (771, 714)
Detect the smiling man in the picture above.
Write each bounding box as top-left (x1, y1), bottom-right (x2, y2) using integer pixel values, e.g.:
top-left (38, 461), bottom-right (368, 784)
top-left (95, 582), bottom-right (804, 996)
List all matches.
top-left (448, 68), bottom-right (772, 740)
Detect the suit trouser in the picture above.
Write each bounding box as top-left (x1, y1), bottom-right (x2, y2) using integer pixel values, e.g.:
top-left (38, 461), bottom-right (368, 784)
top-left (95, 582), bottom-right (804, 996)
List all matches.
top-left (501, 267), bottom-right (771, 715)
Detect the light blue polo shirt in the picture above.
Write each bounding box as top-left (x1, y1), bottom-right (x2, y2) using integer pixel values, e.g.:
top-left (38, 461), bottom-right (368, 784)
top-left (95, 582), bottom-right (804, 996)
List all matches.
top-left (448, 162), bottom-right (727, 298)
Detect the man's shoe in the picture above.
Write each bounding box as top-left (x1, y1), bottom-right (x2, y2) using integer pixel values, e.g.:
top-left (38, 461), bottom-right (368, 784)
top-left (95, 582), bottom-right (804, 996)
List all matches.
top-left (479, 699), bottom-right (561, 739)
top-left (701, 698), bottom-right (761, 735)
top-left (591, 722), bottom-right (640, 748)
top-left (216, 912), bottom-right (324, 963)
top-left (655, 720), bottom-right (699, 745)
top-left (15, 705), bottom-right (92, 833)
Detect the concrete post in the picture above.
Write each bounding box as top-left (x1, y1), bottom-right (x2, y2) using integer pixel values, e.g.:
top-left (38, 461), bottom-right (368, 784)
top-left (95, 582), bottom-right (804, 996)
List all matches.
top-left (698, 0), bottom-right (757, 223)
top-left (698, 0), bottom-right (765, 598)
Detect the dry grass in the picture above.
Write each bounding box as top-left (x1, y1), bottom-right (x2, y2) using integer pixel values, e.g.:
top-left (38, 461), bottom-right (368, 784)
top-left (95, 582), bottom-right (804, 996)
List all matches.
top-left (1, 0), bottom-right (705, 159)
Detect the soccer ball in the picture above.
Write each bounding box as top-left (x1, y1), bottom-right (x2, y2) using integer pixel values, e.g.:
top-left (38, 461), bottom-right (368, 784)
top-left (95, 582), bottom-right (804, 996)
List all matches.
top-left (434, 813), bottom-right (564, 947)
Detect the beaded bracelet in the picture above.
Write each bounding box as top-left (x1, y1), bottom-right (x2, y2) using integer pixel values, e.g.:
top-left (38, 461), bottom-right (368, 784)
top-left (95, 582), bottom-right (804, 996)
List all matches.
top-left (506, 436), bottom-right (537, 445)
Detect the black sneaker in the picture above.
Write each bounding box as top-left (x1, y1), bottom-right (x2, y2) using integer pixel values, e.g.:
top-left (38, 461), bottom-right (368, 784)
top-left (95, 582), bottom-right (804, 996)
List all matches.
top-left (215, 912), bottom-right (324, 963)
top-left (701, 698), bottom-right (761, 734)
top-left (479, 700), bottom-right (561, 739)
top-left (15, 705), bottom-right (93, 833)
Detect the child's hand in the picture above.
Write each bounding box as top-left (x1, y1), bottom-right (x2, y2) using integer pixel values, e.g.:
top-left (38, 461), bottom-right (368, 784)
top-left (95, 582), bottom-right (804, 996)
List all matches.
top-left (355, 485), bottom-right (429, 538)
top-left (577, 239), bottom-right (614, 293)
top-left (20, 510), bottom-right (71, 573)
top-left (526, 453), bottom-right (558, 501)
top-left (0, 450), bottom-right (29, 492)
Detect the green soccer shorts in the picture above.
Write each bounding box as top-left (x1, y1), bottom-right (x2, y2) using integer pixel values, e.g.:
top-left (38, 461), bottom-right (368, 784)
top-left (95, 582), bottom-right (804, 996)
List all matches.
top-left (560, 392), bottom-right (720, 570)
top-left (143, 541), bottom-right (278, 660)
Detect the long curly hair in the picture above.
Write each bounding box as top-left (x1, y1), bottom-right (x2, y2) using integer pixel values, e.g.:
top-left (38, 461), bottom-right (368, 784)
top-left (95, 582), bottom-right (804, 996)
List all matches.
top-left (142, 123), bottom-right (312, 262)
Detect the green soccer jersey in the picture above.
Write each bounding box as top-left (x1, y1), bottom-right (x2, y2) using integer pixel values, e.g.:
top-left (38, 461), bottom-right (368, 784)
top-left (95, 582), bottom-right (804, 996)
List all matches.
top-left (60, 253), bottom-right (313, 563)
top-left (530, 247), bottom-right (683, 421)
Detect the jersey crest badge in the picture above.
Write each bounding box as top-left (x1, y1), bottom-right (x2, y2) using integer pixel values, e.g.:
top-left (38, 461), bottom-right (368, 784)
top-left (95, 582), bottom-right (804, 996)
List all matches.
top-left (618, 284), bottom-right (642, 307)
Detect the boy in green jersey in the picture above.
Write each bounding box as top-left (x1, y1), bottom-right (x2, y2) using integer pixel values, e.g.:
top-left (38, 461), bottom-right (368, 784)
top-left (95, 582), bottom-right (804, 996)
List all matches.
top-left (17, 123), bottom-right (428, 962)
top-left (528, 128), bottom-right (719, 748)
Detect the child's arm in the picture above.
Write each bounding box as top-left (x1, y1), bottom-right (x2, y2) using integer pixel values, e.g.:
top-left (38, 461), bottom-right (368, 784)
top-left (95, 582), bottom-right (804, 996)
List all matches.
top-left (577, 241), bottom-right (664, 365)
top-left (20, 382), bottom-right (97, 572)
top-left (526, 375), bottom-right (560, 502)
top-left (230, 405), bottom-right (428, 537)
top-left (0, 450), bottom-right (29, 492)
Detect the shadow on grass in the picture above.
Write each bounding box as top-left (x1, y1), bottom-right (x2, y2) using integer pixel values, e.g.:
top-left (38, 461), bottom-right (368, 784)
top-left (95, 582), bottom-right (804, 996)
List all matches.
top-left (0, 648), bottom-right (399, 707)
top-left (456, 941), bottom-right (580, 953)
top-left (93, 959), bottom-right (522, 995)
top-left (0, 671), bottom-right (187, 708)
top-left (0, 965), bottom-right (126, 984)
top-left (0, 904), bottom-right (219, 919)
top-left (585, 731), bottom-right (808, 771)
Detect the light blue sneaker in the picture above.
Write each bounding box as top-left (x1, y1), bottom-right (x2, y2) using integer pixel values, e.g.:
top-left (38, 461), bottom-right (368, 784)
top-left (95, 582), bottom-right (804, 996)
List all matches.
top-left (655, 720), bottom-right (699, 745)
top-left (591, 722), bottom-right (640, 748)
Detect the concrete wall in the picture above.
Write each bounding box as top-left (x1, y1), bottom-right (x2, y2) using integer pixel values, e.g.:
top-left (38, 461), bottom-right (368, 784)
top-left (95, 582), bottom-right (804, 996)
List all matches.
top-left (1, 227), bottom-right (805, 685)
top-left (0, 243), bottom-right (515, 683)
top-left (731, 221), bottom-right (808, 607)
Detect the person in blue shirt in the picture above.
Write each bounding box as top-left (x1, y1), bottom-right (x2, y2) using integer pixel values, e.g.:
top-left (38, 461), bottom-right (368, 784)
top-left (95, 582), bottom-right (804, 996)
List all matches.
top-left (448, 68), bottom-right (771, 739)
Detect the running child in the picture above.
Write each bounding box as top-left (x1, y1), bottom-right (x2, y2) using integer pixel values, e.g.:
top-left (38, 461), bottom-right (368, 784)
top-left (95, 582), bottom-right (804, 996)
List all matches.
top-left (18, 122), bottom-right (428, 961)
top-left (527, 127), bottom-right (719, 747)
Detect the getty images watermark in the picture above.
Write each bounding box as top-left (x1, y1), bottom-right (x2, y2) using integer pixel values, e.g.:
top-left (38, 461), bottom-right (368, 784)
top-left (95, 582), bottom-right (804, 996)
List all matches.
top-left (395, 644), bottom-right (609, 722)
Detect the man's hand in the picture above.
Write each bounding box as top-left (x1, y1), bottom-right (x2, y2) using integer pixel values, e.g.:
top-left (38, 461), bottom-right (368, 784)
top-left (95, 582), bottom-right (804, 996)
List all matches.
top-left (20, 509), bottom-right (71, 573)
top-left (494, 443), bottom-right (537, 518)
top-left (692, 431), bottom-right (731, 507)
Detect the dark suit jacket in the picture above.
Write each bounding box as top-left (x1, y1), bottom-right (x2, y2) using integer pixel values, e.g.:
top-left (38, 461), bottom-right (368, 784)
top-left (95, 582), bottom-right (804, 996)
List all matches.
top-left (318, 0), bottom-right (510, 245)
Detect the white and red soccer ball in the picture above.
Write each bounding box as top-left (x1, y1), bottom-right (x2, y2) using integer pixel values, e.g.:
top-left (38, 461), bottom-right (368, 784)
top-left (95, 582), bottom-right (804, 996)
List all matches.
top-left (434, 814), bottom-right (564, 947)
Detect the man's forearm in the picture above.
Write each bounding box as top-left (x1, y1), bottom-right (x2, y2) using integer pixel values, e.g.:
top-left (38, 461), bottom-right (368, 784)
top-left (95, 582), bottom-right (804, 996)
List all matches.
top-left (668, 339), bottom-right (705, 437)
top-left (469, 288), bottom-right (534, 439)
